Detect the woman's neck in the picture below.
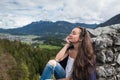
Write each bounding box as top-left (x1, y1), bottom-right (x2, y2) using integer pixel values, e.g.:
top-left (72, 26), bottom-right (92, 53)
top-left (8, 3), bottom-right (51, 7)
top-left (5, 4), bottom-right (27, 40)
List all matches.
top-left (72, 42), bottom-right (80, 51)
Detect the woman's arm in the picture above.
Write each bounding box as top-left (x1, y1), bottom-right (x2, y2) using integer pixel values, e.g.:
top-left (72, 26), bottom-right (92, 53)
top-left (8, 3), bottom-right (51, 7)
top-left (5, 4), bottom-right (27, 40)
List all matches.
top-left (55, 43), bottom-right (70, 62)
top-left (55, 35), bottom-right (71, 62)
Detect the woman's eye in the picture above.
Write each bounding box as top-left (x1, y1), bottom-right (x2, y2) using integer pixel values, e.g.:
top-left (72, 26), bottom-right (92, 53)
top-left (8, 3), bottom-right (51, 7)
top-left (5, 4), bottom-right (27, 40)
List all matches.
top-left (72, 32), bottom-right (77, 35)
top-left (70, 31), bottom-right (77, 35)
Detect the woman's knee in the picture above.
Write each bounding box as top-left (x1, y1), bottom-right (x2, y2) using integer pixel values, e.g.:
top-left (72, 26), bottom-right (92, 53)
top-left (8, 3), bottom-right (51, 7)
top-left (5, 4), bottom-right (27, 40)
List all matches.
top-left (48, 60), bottom-right (57, 67)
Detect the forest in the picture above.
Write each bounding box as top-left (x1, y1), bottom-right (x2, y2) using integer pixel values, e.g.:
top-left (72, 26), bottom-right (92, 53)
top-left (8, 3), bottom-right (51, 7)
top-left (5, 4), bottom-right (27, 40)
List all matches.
top-left (0, 38), bottom-right (63, 80)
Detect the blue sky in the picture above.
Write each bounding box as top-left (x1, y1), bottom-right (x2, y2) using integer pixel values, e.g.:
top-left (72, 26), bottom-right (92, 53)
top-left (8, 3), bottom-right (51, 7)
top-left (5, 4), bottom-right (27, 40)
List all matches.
top-left (0, 0), bottom-right (120, 29)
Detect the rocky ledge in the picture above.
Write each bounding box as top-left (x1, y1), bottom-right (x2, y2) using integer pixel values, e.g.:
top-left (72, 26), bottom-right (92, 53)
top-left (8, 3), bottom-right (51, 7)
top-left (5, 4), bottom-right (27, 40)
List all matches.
top-left (88, 24), bottom-right (120, 80)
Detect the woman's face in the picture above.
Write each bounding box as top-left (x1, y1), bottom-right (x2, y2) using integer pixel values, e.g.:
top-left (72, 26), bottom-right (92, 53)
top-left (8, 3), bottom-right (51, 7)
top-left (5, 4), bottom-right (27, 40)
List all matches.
top-left (68, 28), bottom-right (81, 43)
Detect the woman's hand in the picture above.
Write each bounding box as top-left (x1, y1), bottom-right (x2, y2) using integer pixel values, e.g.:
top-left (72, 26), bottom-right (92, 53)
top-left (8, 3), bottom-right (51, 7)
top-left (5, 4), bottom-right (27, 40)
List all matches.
top-left (65, 35), bottom-right (71, 44)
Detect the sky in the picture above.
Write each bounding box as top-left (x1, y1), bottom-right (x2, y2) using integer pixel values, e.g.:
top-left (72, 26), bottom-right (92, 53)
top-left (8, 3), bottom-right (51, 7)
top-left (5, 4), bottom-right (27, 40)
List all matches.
top-left (0, 0), bottom-right (120, 29)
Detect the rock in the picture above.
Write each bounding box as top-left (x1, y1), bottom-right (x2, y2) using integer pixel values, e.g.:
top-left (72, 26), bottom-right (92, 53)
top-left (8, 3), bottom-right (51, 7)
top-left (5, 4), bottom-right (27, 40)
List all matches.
top-left (113, 35), bottom-right (120, 46)
top-left (116, 74), bottom-right (120, 80)
top-left (92, 37), bottom-right (113, 50)
top-left (97, 66), bottom-right (106, 77)
top-left (117, 54), bottom-right (120, 65)
top-left (89, 24), bottom-right (120, 80)
top-left (96, 50), bottom-right (106, 64)
top-left (87, 24), bottom-right (117, 36)
top-left (98, 78), bottom-right (106, 80)
top-left (105, 66), bottom-right (116, 77)
top-left (116, 67), bottom-right (120, 73)
top-left (105, 49), bottom-right (114, 62)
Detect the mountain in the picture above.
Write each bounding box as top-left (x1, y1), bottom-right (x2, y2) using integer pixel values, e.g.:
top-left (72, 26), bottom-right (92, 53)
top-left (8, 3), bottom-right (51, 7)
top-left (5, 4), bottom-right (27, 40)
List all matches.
top-left (97, 14), bottom-right (120, 27)
top-left (0, 21), bottom-right (97, 36)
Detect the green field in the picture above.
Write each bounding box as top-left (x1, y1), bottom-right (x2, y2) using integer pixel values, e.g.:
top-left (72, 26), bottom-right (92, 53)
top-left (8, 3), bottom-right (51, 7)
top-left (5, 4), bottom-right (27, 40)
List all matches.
top-left (39, 44), bottom-right (61, 49)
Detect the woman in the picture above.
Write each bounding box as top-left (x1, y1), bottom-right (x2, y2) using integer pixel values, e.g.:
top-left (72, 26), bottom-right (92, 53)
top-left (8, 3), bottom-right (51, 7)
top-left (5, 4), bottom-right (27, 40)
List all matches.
top-left (40, 26), bottom-right (96, 80)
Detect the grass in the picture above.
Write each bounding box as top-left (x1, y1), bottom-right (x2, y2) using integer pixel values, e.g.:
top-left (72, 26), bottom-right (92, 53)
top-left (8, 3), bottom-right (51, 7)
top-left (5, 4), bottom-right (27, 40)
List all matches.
top-left (39, 44), bottom-right (61, 50)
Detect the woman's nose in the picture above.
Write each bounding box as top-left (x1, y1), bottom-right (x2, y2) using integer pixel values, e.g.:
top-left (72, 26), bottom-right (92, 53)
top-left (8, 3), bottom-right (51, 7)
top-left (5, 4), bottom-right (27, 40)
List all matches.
top-left (69, 33), bottom-right (72, 36)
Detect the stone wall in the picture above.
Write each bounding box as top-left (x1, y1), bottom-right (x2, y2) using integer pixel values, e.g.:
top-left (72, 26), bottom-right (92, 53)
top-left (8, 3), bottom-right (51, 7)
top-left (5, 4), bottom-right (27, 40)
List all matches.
top-left (88, 24), bottom-right (120, 80)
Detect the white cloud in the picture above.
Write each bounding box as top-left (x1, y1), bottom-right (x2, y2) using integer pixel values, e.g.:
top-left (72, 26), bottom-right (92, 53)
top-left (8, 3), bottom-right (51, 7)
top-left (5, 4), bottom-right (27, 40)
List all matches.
top-left (0, 0), bottom-right (120, 28)
top-left (0, 14), bottom-right (33, 29)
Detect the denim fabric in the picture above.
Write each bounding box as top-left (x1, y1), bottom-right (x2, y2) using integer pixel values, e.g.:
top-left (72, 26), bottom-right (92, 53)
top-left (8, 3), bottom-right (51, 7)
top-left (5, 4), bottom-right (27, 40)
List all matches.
top-left (40, 62), bottom-right (66, 80)
top-left (40, 59), bottom-right (96, 80)
top-left (54, 63), bottom-right (66, 79)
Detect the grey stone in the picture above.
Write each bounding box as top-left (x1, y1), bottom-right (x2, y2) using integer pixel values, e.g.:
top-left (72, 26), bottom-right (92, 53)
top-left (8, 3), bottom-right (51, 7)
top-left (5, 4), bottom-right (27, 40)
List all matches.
top-left (105, 66), bottom-right (116, 77)
top-left (89, 24), bottom-right (120, 80)
top-left (105, 49), bottom-right (114, 62)
top-left (92, 37), bottom-right (113, 50)
top-left (116, 74), bottom-right (120, 80)
top-left (117, 54), bottom-right (120, 65)
top-left (98, 78), bottom-right (106, 80)
top-left (112, 34), bottom-right (120, 46)
top-left (96, 50), bottom-right (106, 64)
top-left (97, 66), bottom-right (106, 77)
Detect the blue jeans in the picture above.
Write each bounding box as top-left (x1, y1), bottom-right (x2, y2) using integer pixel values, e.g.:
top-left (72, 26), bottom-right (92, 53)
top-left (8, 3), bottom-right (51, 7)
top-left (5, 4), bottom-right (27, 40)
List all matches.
top-left (40, 62), bottom-right (66, 80)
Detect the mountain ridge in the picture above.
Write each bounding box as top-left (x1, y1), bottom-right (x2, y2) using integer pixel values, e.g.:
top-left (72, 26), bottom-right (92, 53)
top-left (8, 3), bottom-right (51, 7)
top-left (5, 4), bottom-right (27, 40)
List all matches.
top-left (1, 13), bottom-right (120, 36)
top-left (0, 21), bottom-right (97, 36)
top-left (97, 13), bottom-right (120, 27)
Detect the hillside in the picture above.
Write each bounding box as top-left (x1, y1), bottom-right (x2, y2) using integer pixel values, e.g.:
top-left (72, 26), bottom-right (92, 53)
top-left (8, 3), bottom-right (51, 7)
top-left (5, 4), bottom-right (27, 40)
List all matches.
top-left (0, 39), bottom-right (59, 80)
top-left (0, 21), bottom-right (97, 36)
top-left (97, 14), bottom-right (120, 27)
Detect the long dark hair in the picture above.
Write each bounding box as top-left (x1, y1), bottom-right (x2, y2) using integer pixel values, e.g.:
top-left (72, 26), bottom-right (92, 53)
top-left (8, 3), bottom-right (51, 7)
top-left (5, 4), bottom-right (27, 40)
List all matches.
top-left (71, 27), bottom-right (96, 80)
